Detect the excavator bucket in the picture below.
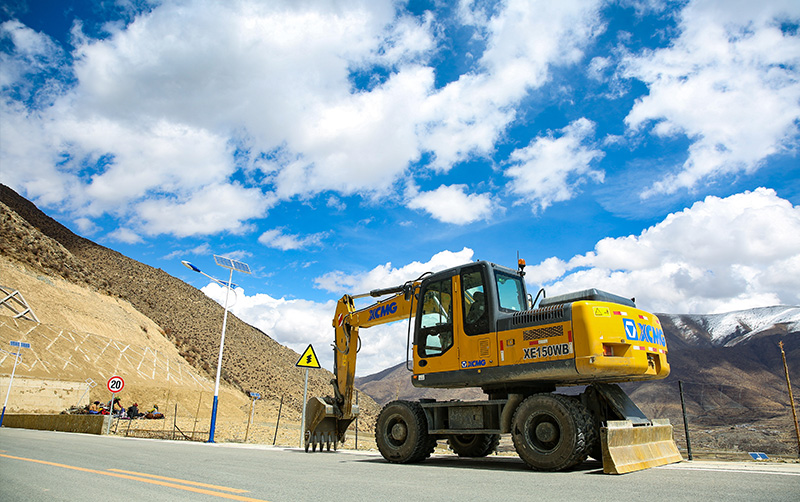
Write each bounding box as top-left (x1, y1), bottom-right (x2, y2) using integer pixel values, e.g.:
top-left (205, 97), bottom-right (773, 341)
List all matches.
top-left (600, 419), bottom-right (683, 474)
top-left (588, 384), bottom-right (682, 474)
top-left (304, 396), bottom-right (356, 452)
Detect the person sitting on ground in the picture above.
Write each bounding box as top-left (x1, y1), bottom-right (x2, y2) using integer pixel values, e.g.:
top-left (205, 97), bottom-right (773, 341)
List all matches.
top-left (127, 403), bottom-right (140, 419)
top-left (145, 404), bottom-right (164, 419)
top-left (88, 401), bottom-right (100, 414)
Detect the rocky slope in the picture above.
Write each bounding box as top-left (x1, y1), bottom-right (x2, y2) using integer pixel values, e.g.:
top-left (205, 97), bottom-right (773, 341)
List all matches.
top-left (0, 185), bottom-right (380, 434)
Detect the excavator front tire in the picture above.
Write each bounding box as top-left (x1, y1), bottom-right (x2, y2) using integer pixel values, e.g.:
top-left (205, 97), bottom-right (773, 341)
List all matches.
top-left (447, 434), bottom-right (500, 457)
top-left (511, 393), bottom-right (592, 471)
top-left (375, 400), bottom-right (436, 464)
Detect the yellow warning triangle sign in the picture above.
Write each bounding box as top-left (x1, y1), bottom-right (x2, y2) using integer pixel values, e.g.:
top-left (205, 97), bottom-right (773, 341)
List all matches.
top-left (295, 344), bottom-right (321, 369)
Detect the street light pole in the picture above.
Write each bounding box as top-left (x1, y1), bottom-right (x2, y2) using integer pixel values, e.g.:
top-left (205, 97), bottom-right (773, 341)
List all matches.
top-left (208, 265), bottom-right (234, 443)
top-left (182, 256), bottom-right (251, 444)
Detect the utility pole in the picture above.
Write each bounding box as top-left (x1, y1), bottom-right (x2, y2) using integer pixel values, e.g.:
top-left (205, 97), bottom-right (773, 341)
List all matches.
top-left (679, 381), bottom-right (693, 460)
top-left (779, 341), bottom-right (800, 457)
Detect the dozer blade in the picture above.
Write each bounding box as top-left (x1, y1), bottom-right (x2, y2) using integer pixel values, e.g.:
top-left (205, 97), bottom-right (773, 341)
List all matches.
top-left (304, 396), bottom-right (356, 453)
top-left (601, 419), bottom-right (683, 474)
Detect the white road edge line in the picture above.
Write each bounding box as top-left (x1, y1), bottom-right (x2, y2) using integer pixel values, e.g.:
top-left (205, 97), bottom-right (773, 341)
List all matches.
top-left (661, 465), bottom-right (800, 477)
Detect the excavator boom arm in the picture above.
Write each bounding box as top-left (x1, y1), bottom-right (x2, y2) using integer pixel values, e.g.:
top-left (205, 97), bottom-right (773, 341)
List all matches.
top-left (304, 281), bottom-right (419, 452)
top-left (331, 287), bottom-right (417, 419)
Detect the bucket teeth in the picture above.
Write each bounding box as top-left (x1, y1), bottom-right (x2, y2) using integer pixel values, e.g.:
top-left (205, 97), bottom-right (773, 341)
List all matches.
top-left (305, 430), bottom-right (339, 453)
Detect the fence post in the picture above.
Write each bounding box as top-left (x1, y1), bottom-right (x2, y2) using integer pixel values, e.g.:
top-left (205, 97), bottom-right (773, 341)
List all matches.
top-left (191, 392), bottom-right (203, 441)
top-left (163, 387), bottom-right (171, 434)
top-left (679, 380), bottom-right (693, 461)
top-left (355, 392), bottom-right (359, 450)
top-left (273, 395), bottom-right (284, 446)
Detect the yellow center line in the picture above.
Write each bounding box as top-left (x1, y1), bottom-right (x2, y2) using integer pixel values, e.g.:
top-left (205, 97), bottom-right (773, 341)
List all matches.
top-left (107, 468), bottom-right (250, 493)
top-left (0, 453), bottom-right (271, 502)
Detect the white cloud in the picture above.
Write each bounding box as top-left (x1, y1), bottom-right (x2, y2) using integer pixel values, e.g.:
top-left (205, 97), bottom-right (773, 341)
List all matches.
top-left (162, 243), bottom-right (211, 260)
top-left (622, 0), bottom-right (800, 195)
top-left (419, 0), bottom-right (605, 170)
top-left (73, 217), bottom-right (99, 235)
top-left (135, 183), bottom-right (272, 237)
top-left (1, 0), bottom-right (610, 235)
top-left (505, 118), bottom-right (605, 211)
top-left (258, 228), bottom-right (326, 251)
top-left (406, 184), bottom-right (496, 224)
top-left (0, 20), bottom-right (68, 105)
top-left (107, 227), bottom-right (143, 244)
top-left (528, 188), bottom-right (800, 314)
top-left (314, 247), bottom-right (475, 295)
top-left (201, 283), bottom-right (344, 373)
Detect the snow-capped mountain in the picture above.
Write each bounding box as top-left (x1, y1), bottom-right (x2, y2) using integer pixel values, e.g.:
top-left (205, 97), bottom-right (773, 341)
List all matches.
top-left (658, 306), bottom-right (800, 348)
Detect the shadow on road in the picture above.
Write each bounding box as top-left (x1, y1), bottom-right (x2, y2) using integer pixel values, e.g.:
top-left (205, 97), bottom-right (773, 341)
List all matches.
top-left (353, 453), bottom-right (605, 474)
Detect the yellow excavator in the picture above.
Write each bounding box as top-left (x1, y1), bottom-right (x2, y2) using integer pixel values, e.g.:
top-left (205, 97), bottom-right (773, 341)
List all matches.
top-left (304, 260), bottom-right (681, 474)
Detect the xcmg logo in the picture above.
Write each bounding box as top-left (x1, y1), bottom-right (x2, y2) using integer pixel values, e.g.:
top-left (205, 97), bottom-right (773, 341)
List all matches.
top-left (461, 359), bottom-right (486, 368)
top-left (368, 302), bottom-right (398, 321)
top-left (624, 318), bottom-right (666, 346)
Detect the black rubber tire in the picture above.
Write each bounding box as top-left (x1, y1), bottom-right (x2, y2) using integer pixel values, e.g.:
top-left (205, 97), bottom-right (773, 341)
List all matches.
top-left (375, 400), bottom-right (436, 463)
top-left (511, 394), bottom-right (592, 471)
top-left (447, 434), bottom-right (500, 457)
top-left (568, 395), bottom-right (601, 461)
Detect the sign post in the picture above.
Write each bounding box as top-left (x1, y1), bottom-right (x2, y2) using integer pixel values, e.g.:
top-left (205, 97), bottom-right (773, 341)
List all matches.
top-left (1, 341), bottom-right (30, 427)
top-left (245, 391), bottom-right (261, 443)
top-left (106, 376), bottom-right (124, 434)
top-left (295, 344), bottom-right (321, 448)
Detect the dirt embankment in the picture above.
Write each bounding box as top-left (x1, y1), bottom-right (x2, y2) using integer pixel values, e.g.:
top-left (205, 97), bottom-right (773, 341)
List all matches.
top-left (0, 186), bottom-right (380, 444)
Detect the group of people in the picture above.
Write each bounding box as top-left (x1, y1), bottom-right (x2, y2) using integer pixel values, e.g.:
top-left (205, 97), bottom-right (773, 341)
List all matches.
top-left (83, 398), bottom-right (163, 419)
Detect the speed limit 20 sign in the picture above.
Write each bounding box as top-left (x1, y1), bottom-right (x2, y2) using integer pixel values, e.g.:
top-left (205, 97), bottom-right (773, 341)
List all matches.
top-left (107, 376), bottom-right (125, 393)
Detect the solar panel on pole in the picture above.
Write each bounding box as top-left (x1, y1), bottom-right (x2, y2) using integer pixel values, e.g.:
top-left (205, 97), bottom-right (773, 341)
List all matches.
top-left (214, 255), bottom-right (252, 274)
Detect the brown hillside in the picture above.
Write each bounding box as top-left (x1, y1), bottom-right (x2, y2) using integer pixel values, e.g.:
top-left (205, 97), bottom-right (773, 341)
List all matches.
top-left (0, 185), bottom-right (380, 435)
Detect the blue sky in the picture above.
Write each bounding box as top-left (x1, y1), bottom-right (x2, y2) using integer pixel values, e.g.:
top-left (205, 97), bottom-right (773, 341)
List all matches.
top-left (2, 0), bottom-right (799, 375)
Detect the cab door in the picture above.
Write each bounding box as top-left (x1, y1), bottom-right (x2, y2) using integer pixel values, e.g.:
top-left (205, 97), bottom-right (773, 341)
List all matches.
top-left (413, 274), bottom-right (460, 373)
top-left (453, 265), bottom-right (498, 370)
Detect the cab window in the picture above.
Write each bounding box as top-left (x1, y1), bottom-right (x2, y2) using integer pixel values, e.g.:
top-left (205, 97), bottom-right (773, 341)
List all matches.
top-left (495, 271), bottom-right (526, 312)
top-left (417, 278), bottom-right (453, 357)
top-left (462, 268), bottom-right (489, 336)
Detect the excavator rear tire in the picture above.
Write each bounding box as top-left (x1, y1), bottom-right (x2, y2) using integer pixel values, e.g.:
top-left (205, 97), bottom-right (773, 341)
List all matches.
top-left (447, 434), bottom-right (500, 457)
top-left (375, 400), bottom-right (436, 464)
top-left (511, 393), bottom-right (592, 471)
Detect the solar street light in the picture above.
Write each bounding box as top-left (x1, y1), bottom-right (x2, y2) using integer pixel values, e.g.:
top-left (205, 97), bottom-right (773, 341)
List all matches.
top-left (182, 255), bottom-right (251, 443)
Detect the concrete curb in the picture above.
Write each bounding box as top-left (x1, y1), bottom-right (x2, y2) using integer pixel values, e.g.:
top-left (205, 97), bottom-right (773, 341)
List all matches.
top-left (1, 413), bottom-right (110, 434)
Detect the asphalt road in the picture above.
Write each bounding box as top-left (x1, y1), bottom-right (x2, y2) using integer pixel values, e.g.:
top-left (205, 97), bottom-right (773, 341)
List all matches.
top-left (1, 428), bottom-right (798, 502)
